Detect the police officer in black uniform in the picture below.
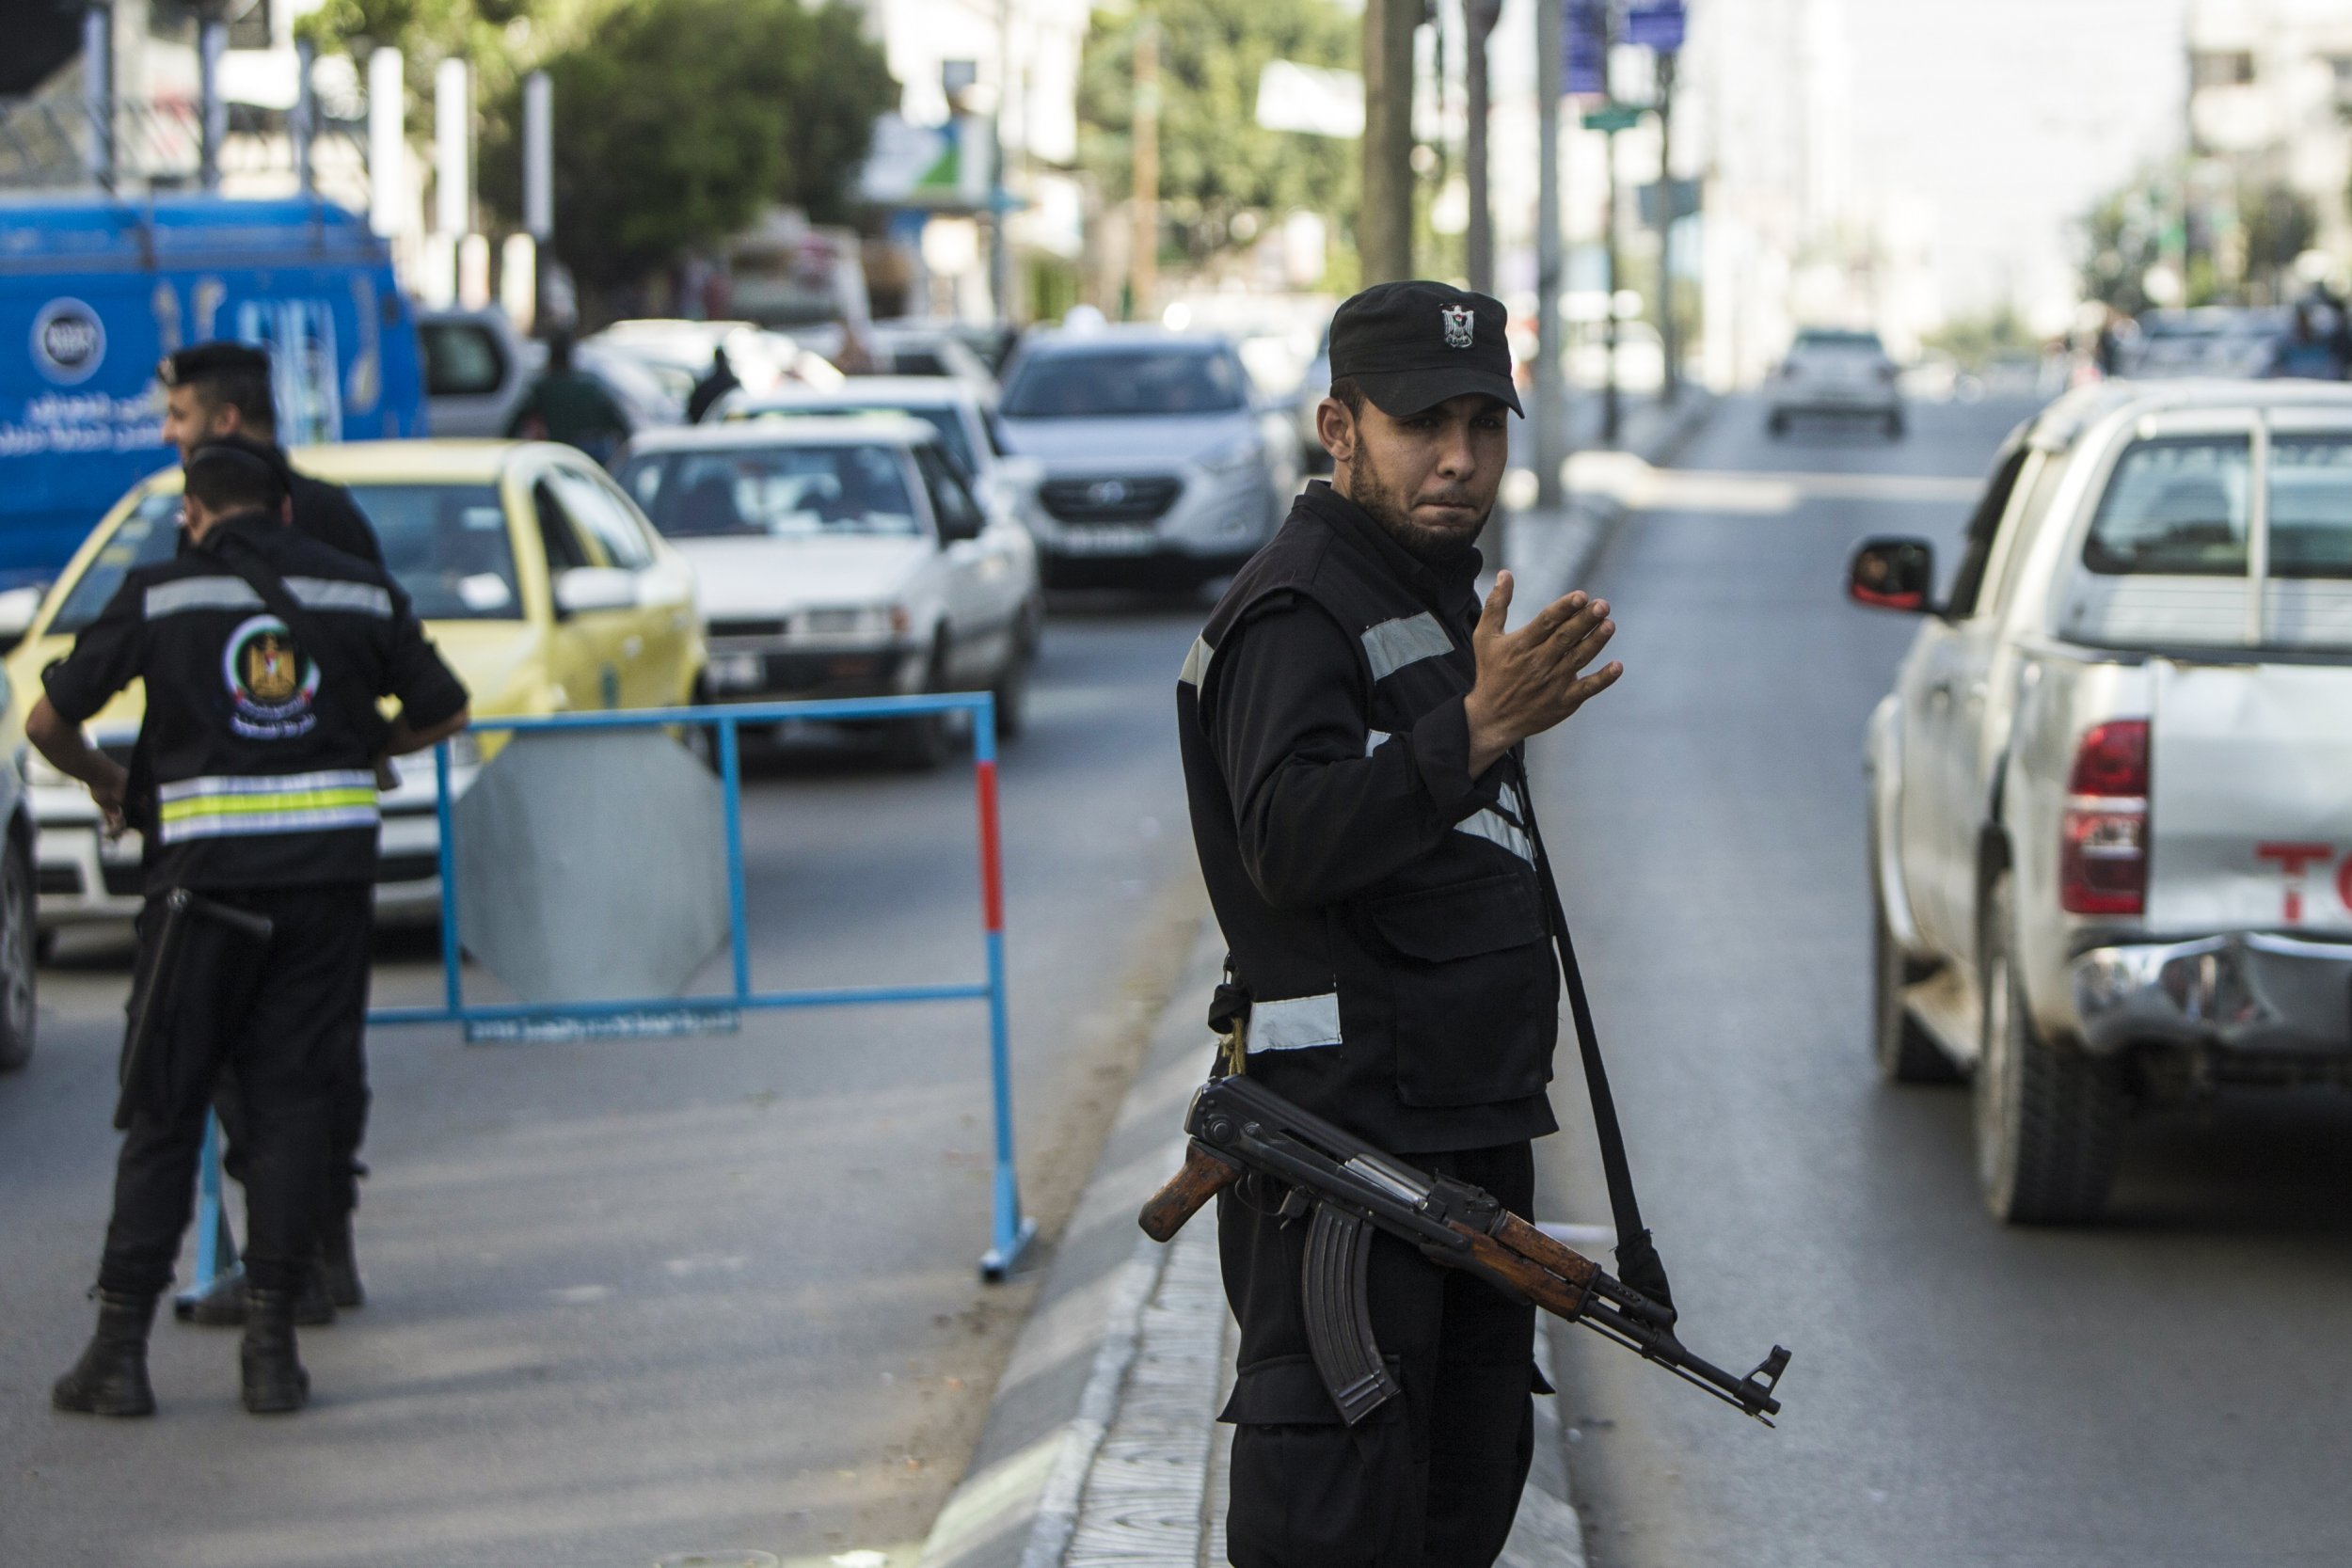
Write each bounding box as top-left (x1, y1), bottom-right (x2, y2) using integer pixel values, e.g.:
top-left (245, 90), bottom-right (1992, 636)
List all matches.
top-left (158, 342), bottom-right (382, 564)
top-left (1177, 282), bottom-right (1623, 1565)
top-left (157, 342), bottom-right (384, 1314)
top-left (35, 436), bottom-right (469, 1417)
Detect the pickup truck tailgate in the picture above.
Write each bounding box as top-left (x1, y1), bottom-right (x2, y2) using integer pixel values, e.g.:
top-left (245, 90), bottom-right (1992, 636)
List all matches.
top-left (2149, 661), bottom-right (2352, 934)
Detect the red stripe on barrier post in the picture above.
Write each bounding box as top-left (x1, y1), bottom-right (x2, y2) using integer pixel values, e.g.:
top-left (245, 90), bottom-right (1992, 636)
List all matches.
top-left (976, 759), bottom-right (1006, 933)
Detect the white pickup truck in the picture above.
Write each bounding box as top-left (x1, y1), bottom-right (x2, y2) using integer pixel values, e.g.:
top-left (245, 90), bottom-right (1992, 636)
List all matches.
top-left (1851, 381), bottom-right (2352, 1223)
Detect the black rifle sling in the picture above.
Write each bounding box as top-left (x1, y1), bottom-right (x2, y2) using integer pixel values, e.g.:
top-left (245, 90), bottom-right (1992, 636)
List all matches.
top-left (208, 531), bottom-right (390, 754)
top-left (1513, 753), bottom-right (1677, 1317)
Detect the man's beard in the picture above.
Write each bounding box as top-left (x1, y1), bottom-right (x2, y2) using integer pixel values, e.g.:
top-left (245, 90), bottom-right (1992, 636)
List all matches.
top-left (1345, 448), bottom-right (1491, 563)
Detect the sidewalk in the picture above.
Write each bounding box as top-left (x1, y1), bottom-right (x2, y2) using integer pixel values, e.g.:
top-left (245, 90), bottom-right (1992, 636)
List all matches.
top-left (916, 391), bottom-right (1718, 1568)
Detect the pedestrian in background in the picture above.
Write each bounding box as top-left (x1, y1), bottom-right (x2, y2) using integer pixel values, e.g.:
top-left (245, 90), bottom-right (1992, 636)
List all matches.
top-left (688, 345), bottom-right (740, 423)
top-left (36, 436), bottom-right (469, 1417)
top-left (508, 328), bottom-right (630, 461)
top-left (1177, 282), bottom-right (1625, 1565)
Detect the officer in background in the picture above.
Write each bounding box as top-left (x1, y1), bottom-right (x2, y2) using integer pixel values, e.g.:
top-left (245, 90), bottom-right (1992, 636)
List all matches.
top-left (156, 341), bottom-right (382, 1316)
top-left (158, 342), bottom-right (382, 564)
top-left (35, 436), bottom-right (469, 1417)
top-left (1177, 282), bottom-right (1622, 1565)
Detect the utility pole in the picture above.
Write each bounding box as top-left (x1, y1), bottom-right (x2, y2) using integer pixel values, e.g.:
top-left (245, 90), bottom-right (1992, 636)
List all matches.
top-left (1360, 0), bottom-right (1419, 283)
top-left (197, 5), bottom-right (227, 191)
top-left (1653, 48), bottom-right (1677, 404)
top-left (1464, 0), bottom-right (1501, 293)
top-left (81, 2), bottom-right (112, 191)
top-left (1129, 16), bottom-right (1160, 319)
top-left (1534, 0), bottom-right (1565, 509)
top-left (1599, 3), bottom-right (1620, 444)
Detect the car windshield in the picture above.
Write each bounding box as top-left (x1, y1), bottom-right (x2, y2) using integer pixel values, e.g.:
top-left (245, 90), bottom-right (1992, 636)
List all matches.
top-left (352, 483), bottom-right (525, 617)
top-left (1000, 349), bottom-right (1245, 418)
top-left (2083, 434), bottom-right (2352, 579)
top-left (47, 482), bottom-right (522, 634)
top-left (747, 404), bottom-right (977, 476)
top-left (1794, 331), bottom-right (1884, 355)
top-left (619, 444), bottom-right (922, 539)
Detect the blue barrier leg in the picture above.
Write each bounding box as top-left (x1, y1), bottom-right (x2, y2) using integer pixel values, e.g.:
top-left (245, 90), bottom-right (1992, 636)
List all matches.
top-left (174, 1113), bottom-right (242, 1317)
top-left (972, 700), bottom-right (1035, 1281)
top-left (719, 715), bottom-right (752, 1004)
top-left (436, 738), bottom-right (462, 1017)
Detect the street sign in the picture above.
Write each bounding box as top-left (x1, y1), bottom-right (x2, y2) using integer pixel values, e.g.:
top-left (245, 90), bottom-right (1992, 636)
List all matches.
top-left (1582, 103), bottom-right (1643, 134)
top-left (1638, 177), bottom-right (1701, 226)
top-left (1625, 0), bottom-right (1686, 53)
top-left (1565, 0), bottom-right (1607, 97)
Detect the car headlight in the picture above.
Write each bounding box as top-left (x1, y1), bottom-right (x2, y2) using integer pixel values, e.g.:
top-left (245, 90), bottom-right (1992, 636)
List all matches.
top-left (801, 605), bottom-right (911, 637)
top-left (1200, 436), bottom-right (1263, 476)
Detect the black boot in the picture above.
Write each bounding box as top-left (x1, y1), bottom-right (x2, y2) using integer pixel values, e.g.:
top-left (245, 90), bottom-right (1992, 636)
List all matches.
top-left (317, 1214), bottom-right (364, 1310)
top-left (240, 1289), bottom-right (310, 1415)
top-left (183, 1264), bottom-right (337, 1328)
top-left (53, 1291), bottom-right (159, 1418)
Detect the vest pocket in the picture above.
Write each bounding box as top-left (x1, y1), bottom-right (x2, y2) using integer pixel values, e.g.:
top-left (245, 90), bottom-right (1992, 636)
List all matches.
top-left (1367, 873), bottom-right (1555, 1108)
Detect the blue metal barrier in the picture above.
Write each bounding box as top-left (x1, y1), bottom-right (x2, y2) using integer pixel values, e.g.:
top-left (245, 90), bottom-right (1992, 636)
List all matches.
top-left (180, 694), bottom-right (1038, 1310)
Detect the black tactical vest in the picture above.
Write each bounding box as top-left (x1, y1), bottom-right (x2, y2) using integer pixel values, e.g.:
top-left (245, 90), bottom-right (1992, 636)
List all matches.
top-left (1177, 486), bottom-right (1559, 1154)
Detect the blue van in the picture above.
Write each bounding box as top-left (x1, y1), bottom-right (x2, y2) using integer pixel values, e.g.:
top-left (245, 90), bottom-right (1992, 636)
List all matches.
top-left (0, 194), bottom-right (425, 588)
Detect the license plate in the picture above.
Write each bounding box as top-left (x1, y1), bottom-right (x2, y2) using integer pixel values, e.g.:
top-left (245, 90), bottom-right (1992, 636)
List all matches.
top-left (1057, 526), bottom-right (1157, 557)
top-left (706, 652), bottom-right (765, 691)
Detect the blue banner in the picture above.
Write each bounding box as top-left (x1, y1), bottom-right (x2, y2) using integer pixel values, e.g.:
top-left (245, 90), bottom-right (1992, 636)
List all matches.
top-left (1565, 0), bottom-right (1608, 96)
top-left (1625, 0), bottom-right (1686, 53)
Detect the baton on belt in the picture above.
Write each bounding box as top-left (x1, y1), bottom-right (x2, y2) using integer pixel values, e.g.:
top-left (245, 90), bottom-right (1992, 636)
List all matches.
top-left (114, 889), bottom-right (276, 1132)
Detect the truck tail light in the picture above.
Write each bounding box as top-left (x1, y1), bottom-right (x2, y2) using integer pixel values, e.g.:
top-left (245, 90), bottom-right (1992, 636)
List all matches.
top-left (2060, 721), bottom-right (2148, 915)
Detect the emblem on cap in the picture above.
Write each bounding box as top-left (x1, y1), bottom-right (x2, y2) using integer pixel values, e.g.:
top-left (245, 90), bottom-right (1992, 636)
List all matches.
top-left (1440, 305), bottom-right (1475, 349)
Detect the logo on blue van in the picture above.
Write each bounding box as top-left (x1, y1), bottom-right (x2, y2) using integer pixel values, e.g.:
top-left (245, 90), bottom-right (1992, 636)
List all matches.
top-left (31, 298), bottom-right (106, 385)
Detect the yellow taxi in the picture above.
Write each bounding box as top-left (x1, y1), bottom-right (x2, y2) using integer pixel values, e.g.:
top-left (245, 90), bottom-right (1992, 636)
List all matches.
top-left (6, 439), bottom-right (706, 930)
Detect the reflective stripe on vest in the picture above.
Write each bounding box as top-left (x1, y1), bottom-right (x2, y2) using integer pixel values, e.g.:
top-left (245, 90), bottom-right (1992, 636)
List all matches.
top-left (154, 769), bottom-right (380, 843)
top-left (1249, 990), bottom-right (1343, 1052)
top-left (144, 574), bottom-right (393, 622)
top-left (1359, 611), bottom-right (1454, 681)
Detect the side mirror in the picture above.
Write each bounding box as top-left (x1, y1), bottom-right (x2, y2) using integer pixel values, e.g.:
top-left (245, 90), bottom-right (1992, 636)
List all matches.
top-left (0, 584), bottom-right (47, 654)
top-left (553, 566), bottom-right (640, 616)
top-left (1847, 537), bottom-right (1934, 612)
top-left (937, 508), bottom-right (985, 546)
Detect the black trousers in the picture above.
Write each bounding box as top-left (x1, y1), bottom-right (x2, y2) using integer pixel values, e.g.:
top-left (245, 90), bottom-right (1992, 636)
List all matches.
top-left (97, 885), bottom-right (373, 1299)
top-left (1217, 1141), bottom-right (1541, 1568)
top-left (215, 1012), bottom-right (370, 1220)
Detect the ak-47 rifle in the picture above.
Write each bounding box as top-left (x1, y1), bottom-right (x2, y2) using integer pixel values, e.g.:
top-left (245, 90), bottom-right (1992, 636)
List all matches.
top-left (1139, 1074), bottom-right (1791, 1425)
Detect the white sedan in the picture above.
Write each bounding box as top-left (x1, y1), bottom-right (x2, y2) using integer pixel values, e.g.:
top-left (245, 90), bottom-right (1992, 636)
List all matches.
top-left (615, 416), bottom-right (1043, 765)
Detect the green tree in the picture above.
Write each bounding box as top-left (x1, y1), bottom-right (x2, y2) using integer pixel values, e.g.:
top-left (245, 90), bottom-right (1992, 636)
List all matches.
top-left (1079, 0), bottom-right (1359, 270)
top-left (2240, 180), bottom-right (2317, 294)
top-left (476, 0), bottom-right (896, 293)
top-left (2079, 185), bottom-right (2165, 316)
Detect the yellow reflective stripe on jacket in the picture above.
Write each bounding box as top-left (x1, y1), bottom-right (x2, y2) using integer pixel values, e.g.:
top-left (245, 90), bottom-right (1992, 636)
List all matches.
top-left (153, 770), bottom-right (381, 844)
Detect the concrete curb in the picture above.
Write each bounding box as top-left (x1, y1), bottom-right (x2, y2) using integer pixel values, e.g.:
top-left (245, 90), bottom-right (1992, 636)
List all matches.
top-left (917, 925), bottom-right (1222, 1568)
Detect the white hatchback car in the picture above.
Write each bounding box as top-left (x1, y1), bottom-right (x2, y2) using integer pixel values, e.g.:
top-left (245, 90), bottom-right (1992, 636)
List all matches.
top-left (614, 416), bottom-right (1043, 763)
top-left (1766, 327), bottom-right (1904, 438)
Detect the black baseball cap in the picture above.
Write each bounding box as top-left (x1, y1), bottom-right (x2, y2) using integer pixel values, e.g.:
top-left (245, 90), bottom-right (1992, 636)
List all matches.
top-left (1327, 281), bottom-right (1521, 419)
top-left (158, 341), bottom-right (272, 387)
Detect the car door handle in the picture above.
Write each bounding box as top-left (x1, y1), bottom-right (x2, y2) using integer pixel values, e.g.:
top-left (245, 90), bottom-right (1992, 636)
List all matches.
top-left (622, 635), bottom-right (644, 658)
top-left (1925, 677), bottom-right (1955, 703)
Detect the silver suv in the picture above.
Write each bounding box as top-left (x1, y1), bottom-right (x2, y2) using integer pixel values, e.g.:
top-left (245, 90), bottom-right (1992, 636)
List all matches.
top-left (993, 326), bottom-right (1300, 589)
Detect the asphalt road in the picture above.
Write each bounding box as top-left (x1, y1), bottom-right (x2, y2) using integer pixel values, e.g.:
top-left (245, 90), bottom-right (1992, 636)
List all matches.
top-left (0, 594), bottom-right (1207, 1567)
top-left (1531, 394), bottom-right (2352, 1565)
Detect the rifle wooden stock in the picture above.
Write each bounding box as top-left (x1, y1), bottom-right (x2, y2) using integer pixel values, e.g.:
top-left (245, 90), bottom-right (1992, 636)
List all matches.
top-left (1449, 1223), bottom-right (1595, 1320)
top-left (1138, 1142), bottom-right (1246, 1243)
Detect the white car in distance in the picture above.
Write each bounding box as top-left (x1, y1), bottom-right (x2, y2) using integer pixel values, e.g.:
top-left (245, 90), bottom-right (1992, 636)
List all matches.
top-left (716, 376), bottom-right (1043, 534)
top-left (614, 416), bottom-right (1043, 765)
top-left (1767, 327), bottom-right (1905, 438)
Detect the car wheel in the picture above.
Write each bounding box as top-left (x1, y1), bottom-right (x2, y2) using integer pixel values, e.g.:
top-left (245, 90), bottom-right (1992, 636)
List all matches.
top-left (991, 604), bottom-right (1041, 743)
top-left (1884, 411), bottom-right (1907, 439)
top-left (1767, 410), bottom-right (1790, 436)
top-left (1975, 874), bottom-right (2124, 1224)
top-left (885, 638), bottom-right (954, 770)
top-left (0, 832), bottom-right (38, 1072)
top-left (1871, 863), bottom-right (1958, 1085)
